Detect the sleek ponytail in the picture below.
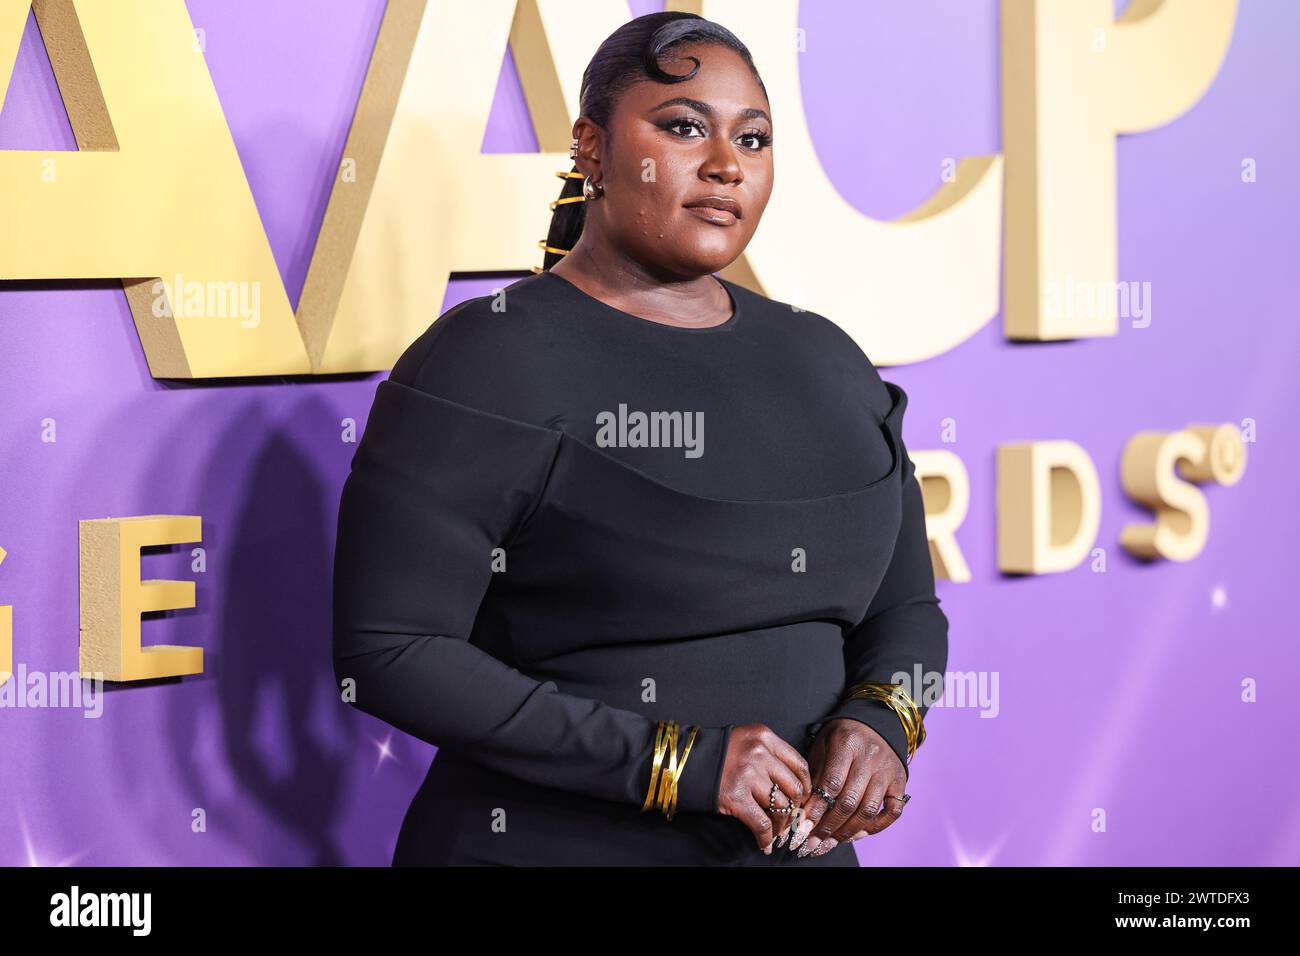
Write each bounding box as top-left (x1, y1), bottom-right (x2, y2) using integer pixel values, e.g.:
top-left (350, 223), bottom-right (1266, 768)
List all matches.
top-left (538, 11), bottom-right (766, 272)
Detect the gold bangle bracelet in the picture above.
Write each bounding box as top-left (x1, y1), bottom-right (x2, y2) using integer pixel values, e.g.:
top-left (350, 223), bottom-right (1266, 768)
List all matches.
top-left (842, 681), bottom-right (927, 763)
top-left (641, 720), bottom-right (700, 821)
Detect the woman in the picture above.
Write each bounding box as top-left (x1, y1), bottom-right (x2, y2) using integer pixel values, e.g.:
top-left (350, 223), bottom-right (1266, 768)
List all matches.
top-left (332, 11), bottom-right (948, 866)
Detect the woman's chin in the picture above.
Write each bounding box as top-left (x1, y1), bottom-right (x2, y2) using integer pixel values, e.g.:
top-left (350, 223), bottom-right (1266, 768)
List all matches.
top-left (672, 248), bottom-right (740, 277)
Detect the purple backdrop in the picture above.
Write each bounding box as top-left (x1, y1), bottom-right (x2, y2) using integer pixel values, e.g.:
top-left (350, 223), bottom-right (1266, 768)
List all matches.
top-left (1, 0), bottom-right (1296, 866)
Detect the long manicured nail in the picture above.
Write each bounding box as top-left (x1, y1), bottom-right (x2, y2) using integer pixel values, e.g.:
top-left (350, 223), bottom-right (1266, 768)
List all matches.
top-left (785, 810), bottom-right (804, 852)
top-left (849, 830), bottom-right (868, 841)
top-left (797, 835), bottom-right (821, 858)
top-left (789, 817), bottom-right (813, 852)
top-left (811, 838), bottom-right (838, 857)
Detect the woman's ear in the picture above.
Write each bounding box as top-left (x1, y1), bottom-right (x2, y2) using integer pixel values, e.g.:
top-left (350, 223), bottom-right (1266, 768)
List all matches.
top-left (571, 118), bottom-right (603, 182)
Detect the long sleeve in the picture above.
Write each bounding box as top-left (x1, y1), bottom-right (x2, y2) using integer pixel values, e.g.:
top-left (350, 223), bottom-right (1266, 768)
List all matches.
top-left (331, 377), bottom-right (731, 813)
top-left (810, 383), bottom-right (949, 779)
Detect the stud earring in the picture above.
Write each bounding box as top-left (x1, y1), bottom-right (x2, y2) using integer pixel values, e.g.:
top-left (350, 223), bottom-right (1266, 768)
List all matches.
top-left (582, 175), bottom-right (604, 200)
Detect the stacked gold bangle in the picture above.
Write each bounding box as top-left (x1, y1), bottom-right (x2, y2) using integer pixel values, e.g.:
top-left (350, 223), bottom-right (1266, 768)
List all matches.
top-left (843, 681), bottom-right (927, 763)
top-left (640, 720), bottom-right (699, 821)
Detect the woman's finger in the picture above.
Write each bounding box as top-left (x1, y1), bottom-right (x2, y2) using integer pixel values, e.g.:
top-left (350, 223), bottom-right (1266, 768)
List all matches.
top-left (765, 729), bottom-right (813, 801)
top-left (862, 774), bottom-right (909, 836)
top-left (764, 760), bottom-right (805, 847)
top-left (791, 735), bottom-right (854, 853)
top-left (802, 754), bottom-right (874, 857)
top-left (734, 776), bottom-right (779, 852)
top-left (822, 764), bottom-right (888, 847)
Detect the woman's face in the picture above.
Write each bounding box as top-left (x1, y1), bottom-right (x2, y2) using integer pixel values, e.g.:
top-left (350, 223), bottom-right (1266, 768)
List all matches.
top-left (575, 42), bottom-right (773, 279)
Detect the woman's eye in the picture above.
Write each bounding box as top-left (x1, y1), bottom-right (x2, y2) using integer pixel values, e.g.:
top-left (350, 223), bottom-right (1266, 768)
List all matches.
top-left (738, 132), bottom-right (771, 151)
top-left (667, 118), bottom-right (705, 138)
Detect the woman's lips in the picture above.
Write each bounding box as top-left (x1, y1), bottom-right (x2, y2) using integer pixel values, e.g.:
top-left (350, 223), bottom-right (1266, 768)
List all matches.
top-left (682, 197), bottom-right (742, 226)
top-left (683, 205), bottom-right (739, 226)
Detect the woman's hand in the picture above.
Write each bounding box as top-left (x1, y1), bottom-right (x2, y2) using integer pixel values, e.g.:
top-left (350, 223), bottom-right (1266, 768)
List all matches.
top-left (787, 718), bottom-right (907, 857)
top-left (716, 723), bottom-right (813, 853)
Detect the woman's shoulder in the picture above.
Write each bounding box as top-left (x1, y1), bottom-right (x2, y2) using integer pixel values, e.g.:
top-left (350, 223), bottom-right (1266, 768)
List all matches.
top-left (391, 274), bottom-right (546, 374)
top-left (729, 279), bottom-right (895, 412)
top-left (729, 279), bottom-right (873, 354)
top-left (386, 274), bottom-right (571, 429)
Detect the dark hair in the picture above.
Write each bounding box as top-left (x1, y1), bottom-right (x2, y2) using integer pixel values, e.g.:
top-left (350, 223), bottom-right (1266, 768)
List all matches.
top-left (539, 11), bottom-right (767, 271)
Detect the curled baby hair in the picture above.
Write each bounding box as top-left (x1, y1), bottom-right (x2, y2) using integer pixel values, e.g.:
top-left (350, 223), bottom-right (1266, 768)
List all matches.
top-left (536, 11), bottom-right (767, 272)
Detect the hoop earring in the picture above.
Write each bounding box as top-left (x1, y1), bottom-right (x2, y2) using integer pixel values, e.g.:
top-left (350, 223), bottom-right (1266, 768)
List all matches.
top-left (583, 175), bottom-right (604, 201)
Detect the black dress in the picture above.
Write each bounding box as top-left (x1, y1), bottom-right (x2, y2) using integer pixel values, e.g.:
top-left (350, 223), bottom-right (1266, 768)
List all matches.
top-left (331, 270), bottom-right (949, 866)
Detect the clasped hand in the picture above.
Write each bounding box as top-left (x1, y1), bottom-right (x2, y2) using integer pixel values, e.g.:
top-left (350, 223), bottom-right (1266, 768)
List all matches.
top-left (716, 720), bottom-right (907, 857)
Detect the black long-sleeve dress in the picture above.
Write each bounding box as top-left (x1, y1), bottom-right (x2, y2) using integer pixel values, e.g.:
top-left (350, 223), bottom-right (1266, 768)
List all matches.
top-left (332, 269), bottom-right (949, 866)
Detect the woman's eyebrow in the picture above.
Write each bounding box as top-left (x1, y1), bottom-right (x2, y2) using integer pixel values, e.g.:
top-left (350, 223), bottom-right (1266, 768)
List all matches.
top-left (647, 96), bottom-right (770, 123)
